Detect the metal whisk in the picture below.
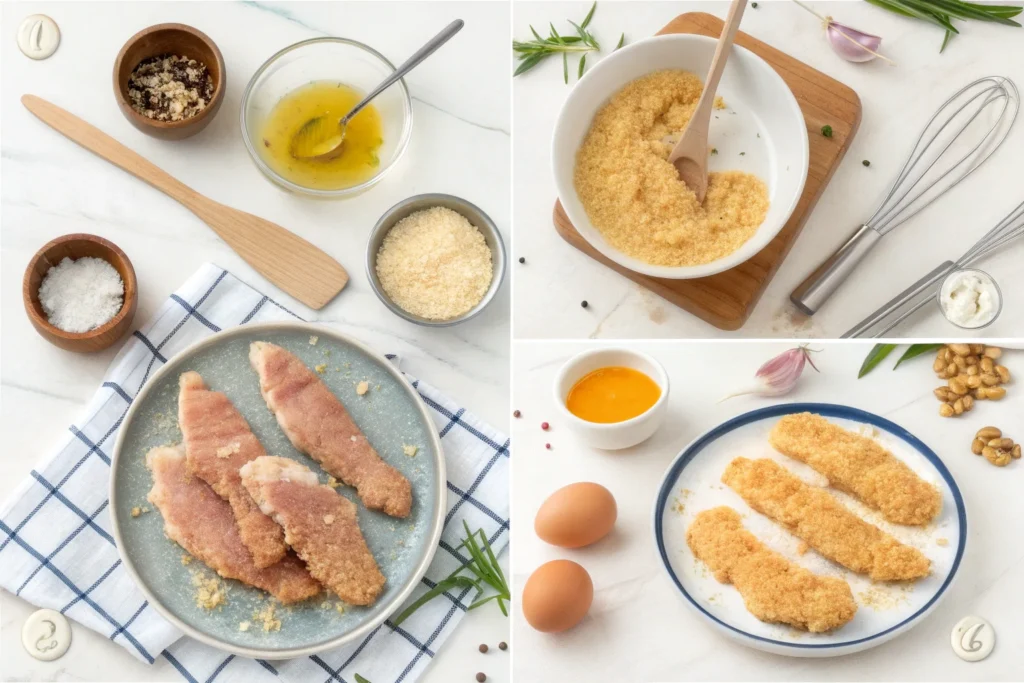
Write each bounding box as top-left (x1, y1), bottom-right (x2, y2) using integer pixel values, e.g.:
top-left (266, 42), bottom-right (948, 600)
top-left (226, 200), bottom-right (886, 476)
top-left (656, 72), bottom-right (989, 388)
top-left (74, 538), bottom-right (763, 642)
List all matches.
top-left (844, 199), bottom-right (1024, 337)
top-left (791, 76), bottom-right (1019, 315)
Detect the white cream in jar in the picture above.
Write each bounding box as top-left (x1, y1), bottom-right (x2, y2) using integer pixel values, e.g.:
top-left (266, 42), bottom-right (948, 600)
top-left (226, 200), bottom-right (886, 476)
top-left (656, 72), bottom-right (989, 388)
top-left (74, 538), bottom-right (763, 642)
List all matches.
top-left (939, 270), bottom-right (1000, 328)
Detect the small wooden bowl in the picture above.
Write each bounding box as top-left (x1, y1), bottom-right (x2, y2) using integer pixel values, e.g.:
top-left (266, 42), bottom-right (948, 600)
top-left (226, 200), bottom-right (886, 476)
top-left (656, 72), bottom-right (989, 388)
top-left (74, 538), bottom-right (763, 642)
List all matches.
top-left (113, 23), bottom-right (225, 140)
top-left (23, 234), bottom-right (138, 353)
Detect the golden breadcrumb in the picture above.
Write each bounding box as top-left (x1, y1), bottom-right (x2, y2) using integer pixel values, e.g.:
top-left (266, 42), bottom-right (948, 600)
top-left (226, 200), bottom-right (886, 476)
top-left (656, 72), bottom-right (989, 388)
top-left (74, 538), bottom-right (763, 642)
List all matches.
top-left (769, 413), bottom-right (942, 526)
top-left (687, 507), bottom-right (857, 633)
top-left (574, 70), bottom-right (769, 267)
top-left (722, 458), bottom-right (931, 581)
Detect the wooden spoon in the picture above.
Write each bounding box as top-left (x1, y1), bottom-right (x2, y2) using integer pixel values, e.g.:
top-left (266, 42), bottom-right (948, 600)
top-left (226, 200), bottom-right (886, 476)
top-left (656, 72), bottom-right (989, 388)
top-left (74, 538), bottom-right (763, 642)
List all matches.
top-left (21, 94), bottom-right (348, 310)
top-left (667, 0), bottom-right (747, 203)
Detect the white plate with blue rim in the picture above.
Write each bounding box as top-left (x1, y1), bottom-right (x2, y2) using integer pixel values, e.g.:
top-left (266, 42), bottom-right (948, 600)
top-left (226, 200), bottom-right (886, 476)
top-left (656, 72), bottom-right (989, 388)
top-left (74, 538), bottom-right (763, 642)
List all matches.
top-left (653, 403), bottom-right (966, 657)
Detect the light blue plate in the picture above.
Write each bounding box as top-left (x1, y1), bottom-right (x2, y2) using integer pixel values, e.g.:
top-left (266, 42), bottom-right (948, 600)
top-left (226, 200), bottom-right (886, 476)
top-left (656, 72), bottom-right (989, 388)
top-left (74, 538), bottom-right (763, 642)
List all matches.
top-left (110, 322), bottom-right (445, 658)
top-left (653, 403), bottom-right (966, 658)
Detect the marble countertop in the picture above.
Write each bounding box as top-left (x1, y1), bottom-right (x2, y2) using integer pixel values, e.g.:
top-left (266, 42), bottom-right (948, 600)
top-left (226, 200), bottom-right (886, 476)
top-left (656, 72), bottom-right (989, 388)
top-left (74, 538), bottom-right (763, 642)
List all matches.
top-left (512, 341), bottom-right (1024, 681)
top-left (1, 2), bottom-right (509, 681)
top-left (512, 0), bottom-right (1024, 339)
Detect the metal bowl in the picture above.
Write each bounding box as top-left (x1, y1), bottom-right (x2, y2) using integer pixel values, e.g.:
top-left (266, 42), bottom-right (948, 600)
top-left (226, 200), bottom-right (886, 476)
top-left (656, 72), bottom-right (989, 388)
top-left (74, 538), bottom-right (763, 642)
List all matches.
top-left (366, 193), bottom-right (506, 326)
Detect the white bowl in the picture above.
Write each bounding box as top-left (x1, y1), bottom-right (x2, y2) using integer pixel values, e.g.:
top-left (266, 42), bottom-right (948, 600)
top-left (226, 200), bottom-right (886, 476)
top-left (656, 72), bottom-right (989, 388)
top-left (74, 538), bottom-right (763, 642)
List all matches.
top-left (552, 34), bottom-right (809, 279)
top-left (553, 348), bottom-right (669, 450)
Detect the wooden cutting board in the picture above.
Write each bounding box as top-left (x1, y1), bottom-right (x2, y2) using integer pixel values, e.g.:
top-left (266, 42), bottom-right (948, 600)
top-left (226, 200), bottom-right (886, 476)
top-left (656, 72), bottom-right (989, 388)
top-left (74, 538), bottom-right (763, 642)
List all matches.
top-left (553, 12), bottom-right (861, 331)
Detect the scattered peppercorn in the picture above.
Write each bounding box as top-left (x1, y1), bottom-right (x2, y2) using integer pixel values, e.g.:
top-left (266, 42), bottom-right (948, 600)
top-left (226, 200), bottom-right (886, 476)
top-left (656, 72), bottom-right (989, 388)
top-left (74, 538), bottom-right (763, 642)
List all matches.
top-left (821, 125), bottom-right (833, 138)
top-left (479, 643), bottom-right (489, 653)
top-left (862, 159), bottom-right (871, 167)
top-left (476, 674), bottom-right (486, 683)
top-left (710, 147), bottom-right (719, 155)
top-left (752, 1), bottom-right (759, 6)
top-left (581, 300), bottom-right (589, 308)
top-left (739, 152), bottom-right (746, 156)
top-left (518, 257), bottom-right (525, 264)
top-left (513, 409), bottom-right (521, 418)
top-left (498, 642), bottom-right (508, 651)
top-left (545, 443), bottom-right (552, 450)
top-left (541, 422), bottom-right (550, 430)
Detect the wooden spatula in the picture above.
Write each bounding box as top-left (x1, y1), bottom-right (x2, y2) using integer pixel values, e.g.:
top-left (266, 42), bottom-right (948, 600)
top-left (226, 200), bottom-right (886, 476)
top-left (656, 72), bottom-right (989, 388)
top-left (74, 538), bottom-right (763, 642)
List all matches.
top-left (667, 0), bottom-right (747, 203)
top-left (21, 94), bottom-right (348, 310)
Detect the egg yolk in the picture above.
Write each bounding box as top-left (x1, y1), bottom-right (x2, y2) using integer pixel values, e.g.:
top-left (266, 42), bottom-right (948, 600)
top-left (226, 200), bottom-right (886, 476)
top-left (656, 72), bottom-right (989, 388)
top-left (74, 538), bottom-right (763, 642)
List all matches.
top-left (565, 366), bottom-right (660, 423)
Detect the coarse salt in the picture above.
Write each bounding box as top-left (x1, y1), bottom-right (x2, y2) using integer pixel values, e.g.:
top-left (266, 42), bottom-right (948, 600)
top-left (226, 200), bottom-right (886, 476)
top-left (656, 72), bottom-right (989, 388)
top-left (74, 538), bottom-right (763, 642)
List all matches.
top-left (38, 256), bottom-right (124, 333)
top-left (375, 206), bottom-right (493, 321)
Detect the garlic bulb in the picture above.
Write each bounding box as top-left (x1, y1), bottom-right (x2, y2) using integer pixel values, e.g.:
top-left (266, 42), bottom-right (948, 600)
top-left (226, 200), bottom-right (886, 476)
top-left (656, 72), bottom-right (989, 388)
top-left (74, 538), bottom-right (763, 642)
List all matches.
top-left (720, 346), bottom-right (820, 401)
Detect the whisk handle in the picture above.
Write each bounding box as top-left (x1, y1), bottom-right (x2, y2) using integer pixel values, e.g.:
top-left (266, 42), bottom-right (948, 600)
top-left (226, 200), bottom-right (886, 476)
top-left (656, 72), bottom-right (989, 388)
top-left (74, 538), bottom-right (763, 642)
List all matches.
top-left (790, 225), bottom-right (883, 315)
top-left (841, 261), bottom-right (957, 338)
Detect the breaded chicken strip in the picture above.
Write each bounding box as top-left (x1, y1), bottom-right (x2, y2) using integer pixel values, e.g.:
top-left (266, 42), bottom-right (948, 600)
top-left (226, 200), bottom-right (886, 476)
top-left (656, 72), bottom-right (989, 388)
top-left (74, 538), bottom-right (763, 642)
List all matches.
top-left (249, 341), bottom-right (412, 518)
top-left (178, 371), bottom-right (287, 568)
top-left (769, 413), bottom-right (941, 526)
top-left (146, 445), bottom-right (320, 604)
top-left (722, 458), bottom-right (931, 581)
top-left (240, 456), bottom-right (386, 606)
top-left (687, 507), bottom-right (857, 633)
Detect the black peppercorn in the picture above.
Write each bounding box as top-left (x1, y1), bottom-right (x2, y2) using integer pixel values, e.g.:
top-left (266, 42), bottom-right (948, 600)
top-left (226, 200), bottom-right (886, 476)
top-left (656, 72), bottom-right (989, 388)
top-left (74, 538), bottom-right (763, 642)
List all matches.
top-left (476, 674), bottom-right (486, 682)
top-left (479, 643), bottom-right (488, 653)
top-left (498, 642), bottom-right (508, 651)
top-left (581, 300), bottom-right (589, 308)
top-left (862, 160), bottom-right (871, 167)
top-left (518, 257), bottom-right (525, 264)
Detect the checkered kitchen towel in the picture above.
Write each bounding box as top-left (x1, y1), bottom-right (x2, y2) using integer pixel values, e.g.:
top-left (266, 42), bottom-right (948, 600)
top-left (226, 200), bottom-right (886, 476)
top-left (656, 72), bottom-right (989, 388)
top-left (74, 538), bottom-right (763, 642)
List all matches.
top-left (0, 263), bottom-right (510, 683)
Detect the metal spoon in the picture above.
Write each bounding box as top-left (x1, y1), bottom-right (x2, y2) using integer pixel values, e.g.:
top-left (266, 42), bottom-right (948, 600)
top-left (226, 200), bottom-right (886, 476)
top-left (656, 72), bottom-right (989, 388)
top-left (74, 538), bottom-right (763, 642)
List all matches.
top-left (290, 19), bottom-right (464, 161)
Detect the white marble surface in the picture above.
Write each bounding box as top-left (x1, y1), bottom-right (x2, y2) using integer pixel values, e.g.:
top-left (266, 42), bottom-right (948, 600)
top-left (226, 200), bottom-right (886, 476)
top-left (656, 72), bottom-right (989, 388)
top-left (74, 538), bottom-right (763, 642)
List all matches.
top-left (1, 2), bottom-right (510, 681)
top-left (512, 0), bottom-right (1024, 339)
top-left (512, 341), bottom-right (1024, 681)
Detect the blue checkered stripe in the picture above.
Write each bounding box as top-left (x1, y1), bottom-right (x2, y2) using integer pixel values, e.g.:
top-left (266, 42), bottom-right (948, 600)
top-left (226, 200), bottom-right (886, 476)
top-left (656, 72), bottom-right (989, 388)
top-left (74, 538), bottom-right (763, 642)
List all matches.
top-left (0, 264), bottom-right (509, 683)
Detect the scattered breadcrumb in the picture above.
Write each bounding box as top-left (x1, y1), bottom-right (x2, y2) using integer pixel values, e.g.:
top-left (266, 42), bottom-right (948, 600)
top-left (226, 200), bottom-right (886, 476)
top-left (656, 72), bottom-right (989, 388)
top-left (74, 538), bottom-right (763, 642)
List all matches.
top-left (131, 506), bottom-right (150, 517)
top-left (326, 476), bottom-right (341, 489)
top-left (575, 70), bottom-right (769, 267)
top-left (254, 602), bottom-right (281, 632)
top-left (323, 515), bottom-right (335, 525)
top-left (858, 584), bottom-right (912, 611)
top-left (713, 95), bottom-right (727, 110)
top-left (315, 364), bottom-right (327, 374)
top-left (356, 381), bottom-right (370, 396)
top-left (403, 444), bottom-right (418, 457)
top-left (181, 554), bottom-right (193, 566)
top-left (336, 603), bottom-right (345, 614)
top-left (216, 443), bottom-right (241, 459)
top-left (192, 573), bottom-right (227, 610)
top-left (936, 538), bottom-right (949, 547)
top-left (238, 621), bottom-right (251, 632)
top-left (309, 335), bottom-right (319, 346)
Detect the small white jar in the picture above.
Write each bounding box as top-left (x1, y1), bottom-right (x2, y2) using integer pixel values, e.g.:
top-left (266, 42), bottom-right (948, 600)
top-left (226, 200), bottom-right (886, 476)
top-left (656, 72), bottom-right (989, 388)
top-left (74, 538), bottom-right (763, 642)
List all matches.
top-left (937, 268), bottom-right (1002, 330)
top-left (553, 348), bottom-right (669, 450)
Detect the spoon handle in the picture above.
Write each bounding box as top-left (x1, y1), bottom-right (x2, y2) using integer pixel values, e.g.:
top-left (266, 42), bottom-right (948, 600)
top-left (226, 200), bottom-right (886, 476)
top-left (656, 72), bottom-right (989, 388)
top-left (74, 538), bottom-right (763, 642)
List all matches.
top-left (693, 0), bottom-right (746, 122)
top-left (342, 19), bottom-right (464, 124)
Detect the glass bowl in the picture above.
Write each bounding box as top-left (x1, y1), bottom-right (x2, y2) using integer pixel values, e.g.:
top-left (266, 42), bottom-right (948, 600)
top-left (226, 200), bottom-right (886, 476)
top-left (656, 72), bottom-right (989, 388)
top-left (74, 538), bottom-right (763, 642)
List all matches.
top-left (240, 37), bottom-right (413, 198)
top-left (936, 268), bottom-right (1003, 330)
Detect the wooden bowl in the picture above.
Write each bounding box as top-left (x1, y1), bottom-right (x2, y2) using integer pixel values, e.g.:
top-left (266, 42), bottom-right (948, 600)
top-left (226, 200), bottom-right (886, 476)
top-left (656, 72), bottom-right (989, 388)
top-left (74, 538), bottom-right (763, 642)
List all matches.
top-left (113, 23), bottom-right (225, 140)
top-left (23, 234), bottom-right (138, 352)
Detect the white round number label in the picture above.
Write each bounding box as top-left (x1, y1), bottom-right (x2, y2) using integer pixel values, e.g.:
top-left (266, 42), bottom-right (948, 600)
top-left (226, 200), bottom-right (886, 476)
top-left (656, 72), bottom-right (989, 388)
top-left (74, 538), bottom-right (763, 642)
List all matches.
top-left (951, 615), bottom-right (995, 662)
top-left (22, 608), bottom-right (72, 661)
top-left (17, 15), bottom-right (61, 60)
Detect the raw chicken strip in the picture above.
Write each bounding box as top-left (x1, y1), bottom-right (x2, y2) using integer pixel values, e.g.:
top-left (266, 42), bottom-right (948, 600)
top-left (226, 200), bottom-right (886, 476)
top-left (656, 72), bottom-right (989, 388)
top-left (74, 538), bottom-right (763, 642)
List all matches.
top-left (687, 507), bottom-right (857, 633)
top-left (178, 371), bottom-right (287, 568)
top-left (249, 341), bottom-right (412, 518)
top-left (240, 456), bottom-right (386, 606)
top-left (722, 458), bottom-right (931, 581)
top-left (769, 413), bottom-right (942, 526)
top-left (145, 445), bottom-right (320, 604)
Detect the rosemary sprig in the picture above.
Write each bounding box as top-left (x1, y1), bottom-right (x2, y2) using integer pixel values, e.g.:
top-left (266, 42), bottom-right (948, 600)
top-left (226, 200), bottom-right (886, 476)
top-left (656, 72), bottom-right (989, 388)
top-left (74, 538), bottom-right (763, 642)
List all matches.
top-left (513, 2), bottom-right (621, 83)
top-left (863, 0), bottom-right (1021, 51)
top-left (392, 521), bottom-right (509, 626)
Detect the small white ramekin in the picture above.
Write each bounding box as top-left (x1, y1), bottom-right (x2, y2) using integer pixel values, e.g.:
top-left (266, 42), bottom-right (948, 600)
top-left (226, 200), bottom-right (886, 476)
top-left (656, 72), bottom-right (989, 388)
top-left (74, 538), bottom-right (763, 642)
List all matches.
top-left (553, 348), bottom-right (670, 450)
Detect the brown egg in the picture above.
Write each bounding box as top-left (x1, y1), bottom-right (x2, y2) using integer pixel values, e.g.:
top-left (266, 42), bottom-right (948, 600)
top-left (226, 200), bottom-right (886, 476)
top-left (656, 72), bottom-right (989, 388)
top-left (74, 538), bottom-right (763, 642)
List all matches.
top-left (534, 482), bottom-right (616, 548)
top-left (522, 559), bottom-right (593, 632)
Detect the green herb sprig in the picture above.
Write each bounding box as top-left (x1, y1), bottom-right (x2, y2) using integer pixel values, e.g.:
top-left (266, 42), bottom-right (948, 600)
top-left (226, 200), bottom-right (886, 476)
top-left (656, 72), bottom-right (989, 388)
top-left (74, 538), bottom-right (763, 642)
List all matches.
top-left (864, 0), bottom-right (1021, 51)
top-left (513, 2), bottom-right (625, 83)
top-left (858, 343), bottom-right (944, 377)
top-left (392, 522), bottom-right (509, 626)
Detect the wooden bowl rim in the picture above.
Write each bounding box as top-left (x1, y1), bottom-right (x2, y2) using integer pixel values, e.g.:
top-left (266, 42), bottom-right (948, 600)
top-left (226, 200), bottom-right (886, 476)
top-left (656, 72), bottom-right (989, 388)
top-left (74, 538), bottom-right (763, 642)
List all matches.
top-left (112, 22), bottom-right (226, 131)
top-left (23, 233), bottom-right (139, 341)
